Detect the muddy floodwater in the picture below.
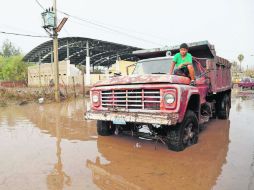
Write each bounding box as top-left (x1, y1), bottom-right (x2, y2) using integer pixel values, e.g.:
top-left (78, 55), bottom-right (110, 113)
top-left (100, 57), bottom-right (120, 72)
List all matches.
top-left (0, 90), bottom-right (254, 190)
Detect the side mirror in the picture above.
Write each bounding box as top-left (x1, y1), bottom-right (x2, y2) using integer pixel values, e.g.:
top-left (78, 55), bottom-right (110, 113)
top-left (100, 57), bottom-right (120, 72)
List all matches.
top-left (166, 51), bottom-right (172, 57)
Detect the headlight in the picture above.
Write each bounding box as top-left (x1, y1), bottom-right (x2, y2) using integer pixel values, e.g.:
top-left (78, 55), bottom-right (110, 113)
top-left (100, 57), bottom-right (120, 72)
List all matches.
top-left (92, 94), bottom-right (99, 103)
top-left (164, 93), bottom-right (175, 104)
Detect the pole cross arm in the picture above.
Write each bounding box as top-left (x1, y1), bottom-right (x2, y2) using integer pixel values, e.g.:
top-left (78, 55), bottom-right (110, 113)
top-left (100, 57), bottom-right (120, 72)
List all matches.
top-left (55, 17), bottom-right (68, 33)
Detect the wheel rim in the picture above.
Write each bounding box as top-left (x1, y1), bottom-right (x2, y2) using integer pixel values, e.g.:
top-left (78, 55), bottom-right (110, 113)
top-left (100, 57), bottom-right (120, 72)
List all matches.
top-left (183, 123), bottom-right (197, 146)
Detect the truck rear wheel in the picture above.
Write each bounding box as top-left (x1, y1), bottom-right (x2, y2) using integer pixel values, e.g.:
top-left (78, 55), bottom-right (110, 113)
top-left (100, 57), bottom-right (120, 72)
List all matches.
top-left (97, 121), bottom-right (115, 136)
top-left (217, 94), bottom-right (230, 120)
top-left (166, 110), bottom-right (199, 152)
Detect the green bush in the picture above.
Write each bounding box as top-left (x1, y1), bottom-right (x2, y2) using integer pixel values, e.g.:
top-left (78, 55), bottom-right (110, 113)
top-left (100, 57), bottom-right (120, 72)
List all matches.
top-left (0, 56), bottom-right (31, 81)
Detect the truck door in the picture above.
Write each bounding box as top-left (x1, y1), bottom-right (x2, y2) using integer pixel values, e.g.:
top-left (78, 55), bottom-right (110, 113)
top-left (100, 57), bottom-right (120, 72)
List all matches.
top-left (193, 60), bottom-right (208, 104)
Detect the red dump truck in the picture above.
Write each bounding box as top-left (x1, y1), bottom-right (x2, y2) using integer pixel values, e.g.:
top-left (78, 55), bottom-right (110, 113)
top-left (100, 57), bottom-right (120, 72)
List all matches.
top-left (85, 41), bottom-right (232, 151)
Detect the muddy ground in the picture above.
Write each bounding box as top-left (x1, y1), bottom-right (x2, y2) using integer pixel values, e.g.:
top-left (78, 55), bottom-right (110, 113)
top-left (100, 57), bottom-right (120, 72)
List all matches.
top-left (0, 89), bottom-right (254, 190)
top-left (0, 86), bottom-right (89, 107)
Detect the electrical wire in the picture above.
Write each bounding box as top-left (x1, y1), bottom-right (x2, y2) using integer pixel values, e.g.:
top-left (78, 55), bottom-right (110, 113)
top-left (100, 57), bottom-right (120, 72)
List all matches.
top-left (57, 10), bottom-right (163, 46)
top-left (58, 10), bottom-right (171, 43)
top-left (35, 0), bottom-right (46, 11)
top-left (0, 31), bottom-right (49, 38)
top-left (35, 0), bottom-right (164, 46)
top-left (1, 24), bottom-right (47, 37)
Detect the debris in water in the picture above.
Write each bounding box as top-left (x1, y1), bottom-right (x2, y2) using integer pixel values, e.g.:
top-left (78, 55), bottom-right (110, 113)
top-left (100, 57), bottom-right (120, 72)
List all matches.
top-left (38, 98), bottom-right (44, 104)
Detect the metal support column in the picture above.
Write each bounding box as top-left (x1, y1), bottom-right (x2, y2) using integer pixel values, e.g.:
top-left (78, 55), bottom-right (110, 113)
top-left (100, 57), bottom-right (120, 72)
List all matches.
top-left (85, 41), bottom-right (91, 86)
top-left (66, 41), bottom-right (70, 59)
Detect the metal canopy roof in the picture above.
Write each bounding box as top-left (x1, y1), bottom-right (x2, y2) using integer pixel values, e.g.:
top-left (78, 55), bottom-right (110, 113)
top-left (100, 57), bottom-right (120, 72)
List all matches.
top-left (24, 37), bottom-right (141, 67)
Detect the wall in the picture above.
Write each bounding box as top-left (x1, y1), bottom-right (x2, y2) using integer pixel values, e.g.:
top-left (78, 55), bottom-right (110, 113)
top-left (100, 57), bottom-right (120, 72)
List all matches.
top-left (109, 60), bottom-right (136, 75)
top-left (28, 60), bottom-right (136, 87)
top-left (28, 60), bottom-right (81, 87)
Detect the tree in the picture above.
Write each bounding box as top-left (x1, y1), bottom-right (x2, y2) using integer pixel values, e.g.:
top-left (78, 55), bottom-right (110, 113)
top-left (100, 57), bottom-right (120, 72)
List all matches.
top-left (0, 56), bottom-right (29, 81)
top-left (238, 54), bottom-right (244, 72)
top-left (0, 40), bottom-right (32, 81)
top-left (231, 61), bottom-right (239, 73)
top-left (1, 40), bottom-right (21, 57)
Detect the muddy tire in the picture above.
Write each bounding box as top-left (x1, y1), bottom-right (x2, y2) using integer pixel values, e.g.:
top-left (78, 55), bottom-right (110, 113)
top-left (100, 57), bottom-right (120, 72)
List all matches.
top-left (166, 110), bottom-right (199, 152)
top-left (97, 121), bottom-right (115, 136)
top-left (217, 94), bottom-right (230, 120)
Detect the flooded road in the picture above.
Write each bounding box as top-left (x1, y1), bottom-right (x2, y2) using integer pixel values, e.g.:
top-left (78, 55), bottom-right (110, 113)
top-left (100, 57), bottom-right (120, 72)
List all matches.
top-left (0, 90), bottom-right (254, 190)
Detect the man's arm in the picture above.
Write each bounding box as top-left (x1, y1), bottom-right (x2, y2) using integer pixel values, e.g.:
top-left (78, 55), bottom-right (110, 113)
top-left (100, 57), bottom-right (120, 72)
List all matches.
top-left (170, 53), bottom-right (179, 74)
top-left (169, 61), bottom-right (176, 74)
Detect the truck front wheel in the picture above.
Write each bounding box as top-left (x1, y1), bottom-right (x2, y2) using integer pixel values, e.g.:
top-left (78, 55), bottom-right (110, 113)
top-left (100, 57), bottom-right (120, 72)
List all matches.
top-left (97, 121), bottom-right (115, 136)
top-left (166, 110), bottom-right (199, 152)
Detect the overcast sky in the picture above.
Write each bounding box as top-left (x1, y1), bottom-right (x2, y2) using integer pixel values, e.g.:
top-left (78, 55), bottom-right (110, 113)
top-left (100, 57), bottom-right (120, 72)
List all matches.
top-left (0, 0), bottom-right (253, 68)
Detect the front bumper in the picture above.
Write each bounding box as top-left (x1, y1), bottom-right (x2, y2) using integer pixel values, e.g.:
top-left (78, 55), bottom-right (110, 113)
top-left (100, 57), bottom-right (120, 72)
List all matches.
top-left (85, 110), bottom-right (179, 125)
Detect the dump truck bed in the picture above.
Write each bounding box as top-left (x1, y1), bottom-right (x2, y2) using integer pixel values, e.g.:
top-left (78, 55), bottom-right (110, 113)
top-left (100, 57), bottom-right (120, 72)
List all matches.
top-left (206, 56), bottom-right (232, 93)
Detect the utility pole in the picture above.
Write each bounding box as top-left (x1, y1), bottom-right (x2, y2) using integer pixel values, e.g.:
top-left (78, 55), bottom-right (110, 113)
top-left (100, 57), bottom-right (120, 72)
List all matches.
top-left (41, 0), bottom-right (68, 102)
top-left (53, 0), bottom-right (60, 102)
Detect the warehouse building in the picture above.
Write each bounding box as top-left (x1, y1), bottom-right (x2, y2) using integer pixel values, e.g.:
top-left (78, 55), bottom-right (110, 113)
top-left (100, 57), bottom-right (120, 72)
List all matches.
top-left (24, 37), bottom-right (141, 87)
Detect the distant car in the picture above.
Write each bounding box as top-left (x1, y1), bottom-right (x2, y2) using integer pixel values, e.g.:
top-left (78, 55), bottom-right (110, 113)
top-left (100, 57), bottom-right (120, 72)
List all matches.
top-left (238, 77), bottom-right (254, 89)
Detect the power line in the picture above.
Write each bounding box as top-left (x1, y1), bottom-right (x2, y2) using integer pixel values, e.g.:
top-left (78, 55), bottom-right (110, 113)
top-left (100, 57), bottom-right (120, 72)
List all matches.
top-left (35, 1), bottom-right (164, 46)
top-left (0, 31), bottom-right (49, 38)
top-left (59, 10), bottom-right (170, 43)
top-left (1, 24), bottom-right (47, 37)
top-left (57, 10), bottom-right (163, 46)
top-left (35, 0), bottom-right (46, 11)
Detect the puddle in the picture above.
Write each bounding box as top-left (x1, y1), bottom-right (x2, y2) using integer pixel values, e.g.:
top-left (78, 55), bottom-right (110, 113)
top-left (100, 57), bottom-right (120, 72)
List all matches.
top-left (0, 90), bottom-right (254, 190)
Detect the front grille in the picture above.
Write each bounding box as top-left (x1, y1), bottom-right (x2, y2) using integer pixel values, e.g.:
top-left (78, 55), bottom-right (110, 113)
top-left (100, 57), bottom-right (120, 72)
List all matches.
top-left (101, 89), bottom-right (161, 110)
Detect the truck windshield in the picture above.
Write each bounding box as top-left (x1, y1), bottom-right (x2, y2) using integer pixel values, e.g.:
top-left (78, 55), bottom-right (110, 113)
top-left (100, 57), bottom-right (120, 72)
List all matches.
top-left (132, 58), bottom-right (172, 75)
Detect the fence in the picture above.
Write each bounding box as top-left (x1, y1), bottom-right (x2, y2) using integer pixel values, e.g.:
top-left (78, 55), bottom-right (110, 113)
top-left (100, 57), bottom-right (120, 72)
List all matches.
top-left (0, 81), bottom-right (27, 88)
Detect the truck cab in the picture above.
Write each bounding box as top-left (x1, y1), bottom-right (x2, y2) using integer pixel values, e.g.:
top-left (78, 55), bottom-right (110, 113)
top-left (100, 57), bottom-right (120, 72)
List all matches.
top-left (85, 41), bottom-right (232, 151)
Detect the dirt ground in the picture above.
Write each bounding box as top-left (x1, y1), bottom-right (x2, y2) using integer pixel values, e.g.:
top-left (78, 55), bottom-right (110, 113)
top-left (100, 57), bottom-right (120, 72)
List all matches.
top-left (0, 86), bottom-right (89, 107)
top-left (0, 88), bottom-right (253, 190)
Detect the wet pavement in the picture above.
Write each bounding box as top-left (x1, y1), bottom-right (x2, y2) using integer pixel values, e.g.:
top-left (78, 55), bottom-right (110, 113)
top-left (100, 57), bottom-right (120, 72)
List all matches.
top-left (0, 89), bottom-right (254, 190)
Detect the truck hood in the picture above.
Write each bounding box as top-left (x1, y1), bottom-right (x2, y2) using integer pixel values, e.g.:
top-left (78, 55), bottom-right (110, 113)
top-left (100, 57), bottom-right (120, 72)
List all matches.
top-left (93, 74), bottom-right (190, 87)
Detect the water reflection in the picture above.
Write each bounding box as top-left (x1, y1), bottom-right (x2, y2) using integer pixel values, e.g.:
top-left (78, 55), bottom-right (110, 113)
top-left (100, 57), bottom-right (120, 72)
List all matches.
top-left (213, 90), bottom-right (254, 190)
top-left (0, 99), bottom-right (99, 190)
top-left (248, 146), bottom-right (254, 190)
top-left (87, 120), bottom-right (230, 190)
top-left (20, 100), bottom-right (97, 189)
top-left (23, 100), bottom-right (97, 142)
top-left (233, 90), bottom-right (254, 112)
top-left (47, 128), bottom-right (71, 190)
top-left (47, 113), bottom-right (71, 190)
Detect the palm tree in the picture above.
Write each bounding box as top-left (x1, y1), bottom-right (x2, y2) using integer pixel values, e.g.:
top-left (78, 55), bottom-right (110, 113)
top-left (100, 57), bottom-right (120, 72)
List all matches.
top-left (238, 54), bottom-right (244, 72)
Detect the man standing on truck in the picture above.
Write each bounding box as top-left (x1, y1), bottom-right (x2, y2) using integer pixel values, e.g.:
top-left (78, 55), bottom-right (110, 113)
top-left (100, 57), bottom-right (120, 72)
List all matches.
top-left (170, 43), bottom-right (195, 85)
